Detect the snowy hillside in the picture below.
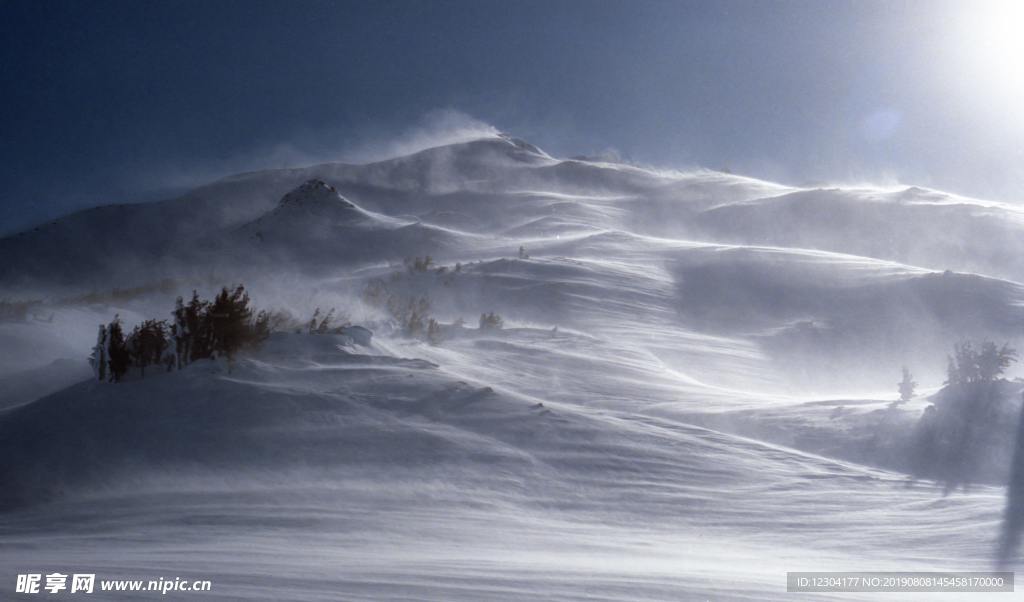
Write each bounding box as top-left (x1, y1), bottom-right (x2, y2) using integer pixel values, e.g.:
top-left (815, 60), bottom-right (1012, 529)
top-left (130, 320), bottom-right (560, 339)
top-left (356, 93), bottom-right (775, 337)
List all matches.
top-left (2, 133), bottom-right (1024, 599)
top-left (2, 333), bottom-right (1009, 600)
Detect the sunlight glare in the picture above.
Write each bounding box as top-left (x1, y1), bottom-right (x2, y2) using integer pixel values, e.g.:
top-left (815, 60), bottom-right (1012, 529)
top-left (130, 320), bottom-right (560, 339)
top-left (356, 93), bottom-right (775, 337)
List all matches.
top-left (955, 0), bottom-right (1024, 99)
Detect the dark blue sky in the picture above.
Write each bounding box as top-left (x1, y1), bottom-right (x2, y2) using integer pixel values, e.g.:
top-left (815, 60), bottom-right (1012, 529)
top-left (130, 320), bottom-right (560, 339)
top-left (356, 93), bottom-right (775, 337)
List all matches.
top-left (2, 0), bottom-right (1022, 234)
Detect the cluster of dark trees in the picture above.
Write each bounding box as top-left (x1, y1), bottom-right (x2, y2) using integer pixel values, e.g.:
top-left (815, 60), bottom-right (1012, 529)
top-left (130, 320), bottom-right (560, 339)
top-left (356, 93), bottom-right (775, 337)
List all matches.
top-left (306, 307), bottom-right (353, 334)
top-left (405, 255), bottom-right (435, 272)
top-left (893, 342), bottom-right (1018, 407)
top-left (91, 285), bottom-right (273, 382)
top-left (909, 340), bottom-right (1019, 491)
top-left (404, 255), bottom-right (465, 276)
top-left (944, 341), bottom-right (1018, 386)
top-left (479, 312), bottom-right (504, 331)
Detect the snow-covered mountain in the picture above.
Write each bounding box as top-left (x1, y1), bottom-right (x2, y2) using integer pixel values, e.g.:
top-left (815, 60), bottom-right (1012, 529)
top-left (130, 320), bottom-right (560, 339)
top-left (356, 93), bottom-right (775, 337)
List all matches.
top-left (6, 134), bottom-right (1024, 287)
top-left (231, 178), bottom-right (466, 266)
top-left (2, 133), bottom-right (1024, 599)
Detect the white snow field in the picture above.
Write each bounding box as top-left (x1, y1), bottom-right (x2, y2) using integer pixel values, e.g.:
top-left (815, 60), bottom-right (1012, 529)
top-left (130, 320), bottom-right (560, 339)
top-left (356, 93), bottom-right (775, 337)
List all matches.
top-left (1, 134), bottom-right (1023, 600)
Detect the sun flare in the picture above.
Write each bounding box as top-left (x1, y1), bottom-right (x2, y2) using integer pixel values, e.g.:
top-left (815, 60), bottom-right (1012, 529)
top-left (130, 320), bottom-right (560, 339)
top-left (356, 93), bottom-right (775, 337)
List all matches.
top-left (954, 0), bottom-right (1024, 98)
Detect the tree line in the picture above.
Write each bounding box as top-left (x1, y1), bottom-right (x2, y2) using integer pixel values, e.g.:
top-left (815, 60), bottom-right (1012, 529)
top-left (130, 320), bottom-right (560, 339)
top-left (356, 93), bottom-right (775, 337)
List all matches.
top-left (91, 285), bottom-right (274, 382)
top-left (894, 341), bottom-right (1018, 405)
top-left (901, 340), bottom-right (1020, 492)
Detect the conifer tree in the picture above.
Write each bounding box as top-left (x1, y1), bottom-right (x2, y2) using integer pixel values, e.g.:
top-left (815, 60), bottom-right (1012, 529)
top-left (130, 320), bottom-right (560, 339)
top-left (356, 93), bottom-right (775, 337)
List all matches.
top-left (978, 342), bottom-right (1018, 382)
top-left (185, 290), bottom-right (211, 361)
top-left (946, 341), bottom-right (1018, 386)
top-left (128, 323), bottom-right (144, 377)
top-left (97, 285), bottom-right (276, 382)
top-left (106, 316), bottom-right (130, 382)
top-left (427, 318), bottom-right (442, 345)
top-left (945, 355), bottom-right (961, 386)
top-left (897, 366), bottom-right (917, 405)
top-left (479, 312), bottom-right (503, 331)
top-left (91, 324), bottom-right (107, 381)
top-left (138, 319), bottom-right (168, 376)
top-left (252, 310), bottom-right (272, 343)
top-left (316, 308), bottom-right (335, 334)
top-left (208, 285), bottom-right (253, 360)
top-left (308, 307), bottom-right (321, 334)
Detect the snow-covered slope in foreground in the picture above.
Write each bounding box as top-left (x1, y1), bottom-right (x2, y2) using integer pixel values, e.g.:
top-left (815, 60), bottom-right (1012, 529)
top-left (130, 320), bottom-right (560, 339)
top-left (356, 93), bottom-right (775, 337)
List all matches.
top-left (0, 335), bottom-right (1007, 601)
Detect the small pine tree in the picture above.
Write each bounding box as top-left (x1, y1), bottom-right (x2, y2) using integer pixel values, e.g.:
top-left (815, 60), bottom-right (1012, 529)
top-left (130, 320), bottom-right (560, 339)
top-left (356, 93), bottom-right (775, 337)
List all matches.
top-left (185, 291), bottom-right (211, 362)
top-left (404, 297), bottom-right (430, 337)
top-left (106, 316), bottom-right (130, 382)
top-left (479, 312), bottom-right (503, 331)
top-left (978, 341), bottom-right (1018, 382)
top-left (316, 308), bottom-right (335, 334)
top-left (208, 285), bottom-right (253, 362)
top-left (127, 320), bottom-right (167, 378)
top-left (90, 324), bottom-right (107, 381)
top-left (128, 324), bottom-right (144, 377)
top-left (143, 319), bottom-right (168, 374)
top-left (897, 366), bottom-right (917, 405)
top-left (945, 355), bottom-right (960, 386)
top-left (252, 310), bottom-right (272, 343)
top-left (427, 318), bottom-right (442, 345)
top-left (956, 342), bottom-right (980, 384)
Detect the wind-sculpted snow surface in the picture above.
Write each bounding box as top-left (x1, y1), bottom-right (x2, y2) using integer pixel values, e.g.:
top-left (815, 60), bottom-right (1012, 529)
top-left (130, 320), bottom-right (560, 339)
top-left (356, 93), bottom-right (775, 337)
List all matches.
top-left (2, 134), bottom-right (1024, 599)
top-left (694, 187), bottom-right (1024, 282)
top-left (0, 335), bottom-right (1010, 600)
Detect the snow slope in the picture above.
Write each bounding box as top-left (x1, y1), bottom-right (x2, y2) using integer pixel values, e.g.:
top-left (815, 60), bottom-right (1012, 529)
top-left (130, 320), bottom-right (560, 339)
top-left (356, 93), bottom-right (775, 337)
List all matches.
top-left (2, 134), bottom-right (1024, 599)
top-left (693, 186), bottom-right (1024, 282)
top-left (0, 335), bottom-right (1008, 601)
